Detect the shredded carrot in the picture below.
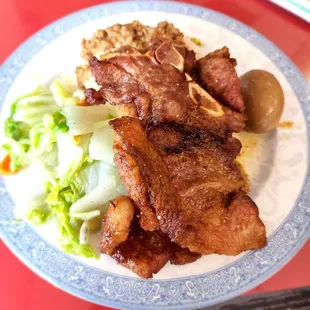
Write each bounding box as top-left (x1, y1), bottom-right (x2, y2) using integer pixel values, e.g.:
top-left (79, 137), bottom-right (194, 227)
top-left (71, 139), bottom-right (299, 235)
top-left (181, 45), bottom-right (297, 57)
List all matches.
top-left (0, 154), bottom-right (18, 175)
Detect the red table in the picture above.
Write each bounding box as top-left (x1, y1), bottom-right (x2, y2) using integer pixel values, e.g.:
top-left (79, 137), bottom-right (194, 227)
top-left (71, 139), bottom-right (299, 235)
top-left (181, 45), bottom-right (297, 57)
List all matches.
top-left (0, 0), bottom-right (309, 309)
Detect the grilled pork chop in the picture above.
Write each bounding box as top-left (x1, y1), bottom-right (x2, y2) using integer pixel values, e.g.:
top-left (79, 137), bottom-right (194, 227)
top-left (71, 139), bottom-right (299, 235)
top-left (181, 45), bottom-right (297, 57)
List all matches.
top-left (88, 42), bottom-right (245, 137)
top-left (197, 46), bottom-right (244, 112)
top-left (100, 195), bottom-right (135, 255)
top-left (113, 138), bottom-right (160, 231)
top-left (101, 196), bottom-right (201, 278)
top-left (110, 117), bottom-right (266, 255)
top-left (94, 41), bottom-right (266, 278)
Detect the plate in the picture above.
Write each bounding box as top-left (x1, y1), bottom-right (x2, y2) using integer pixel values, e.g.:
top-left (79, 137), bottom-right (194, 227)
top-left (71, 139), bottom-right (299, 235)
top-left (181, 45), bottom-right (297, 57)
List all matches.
top-left (0, 1), bottom-right (309, 309)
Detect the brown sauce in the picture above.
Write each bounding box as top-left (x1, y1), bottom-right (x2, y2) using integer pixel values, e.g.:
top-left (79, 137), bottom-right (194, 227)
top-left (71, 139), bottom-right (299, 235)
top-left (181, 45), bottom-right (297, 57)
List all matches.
top-left (279, 121), bottom-right (293, 128)
top-left (236, 160), bottom-right (250, 193)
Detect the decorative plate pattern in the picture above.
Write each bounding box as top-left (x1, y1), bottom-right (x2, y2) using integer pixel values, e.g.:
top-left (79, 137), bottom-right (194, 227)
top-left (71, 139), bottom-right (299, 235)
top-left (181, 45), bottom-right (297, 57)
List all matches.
top-left (0, 1), bottom-right (309, 309)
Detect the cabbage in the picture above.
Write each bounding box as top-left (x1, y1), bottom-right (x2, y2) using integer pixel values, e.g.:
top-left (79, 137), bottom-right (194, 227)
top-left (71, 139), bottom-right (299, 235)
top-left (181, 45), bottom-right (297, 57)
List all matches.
top-left (79, 215), bottom-right (102, 245)
top-left (1, 87), bottom-right (66, 170)
top-left (52, 111), bottom-right (69, 133)
top-left (52, 188), bottom-right (98, 258)
top-left (61, 104), bottom-right (112, 135)
top-left (79, 221), bottom-right (90, 245)
top-left (116, 180), bottom-right (127, 195)
top-left (26, 209), bottom-right (52, 224)
top-left (78, 161), bottom-right (102, 194)
top-left (72, 210), bottom-right (101, 221)
top-left (5, 118), bottom-right (30, 145)
top-left (4, 92), bottom-right (47, 147)
top-left (89, 127), bottom-right (114, 164)
top-left (0, 138), bottom-right (29, 172)
top-left (26, 194), bottom-right (52, 224)
top-left (1, 79), bottom-right (123, 258)
top-left (44, 177), bottom-right (97, 258)
top-left (50, 80), bottom-right (76, 106)
top-left (70, 177), bottom-right (118, 214)
top-left (56, 133), bottom-right (84, 187)
top-left (29, 114), bottom-right (57, 157)
top-left (77, 133), bottom-right (91, 155)
top-left (77, 160), bottom-right (117, 194)
top-left (13, 95), bottom-right (58, 126)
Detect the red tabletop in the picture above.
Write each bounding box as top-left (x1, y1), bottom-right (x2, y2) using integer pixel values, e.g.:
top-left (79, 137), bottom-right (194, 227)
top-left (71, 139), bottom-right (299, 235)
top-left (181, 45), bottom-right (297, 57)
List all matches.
top-left (0, 0), bottom-right (309, 309)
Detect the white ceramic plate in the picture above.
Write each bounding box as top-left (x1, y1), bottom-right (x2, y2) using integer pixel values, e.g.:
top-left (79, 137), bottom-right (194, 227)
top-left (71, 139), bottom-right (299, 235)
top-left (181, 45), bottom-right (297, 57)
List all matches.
top-left (0, 1), bottom-right (309, 309)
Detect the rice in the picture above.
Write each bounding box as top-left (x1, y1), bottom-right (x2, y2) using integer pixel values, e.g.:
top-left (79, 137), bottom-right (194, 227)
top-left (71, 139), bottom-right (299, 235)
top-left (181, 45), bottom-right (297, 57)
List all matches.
top-left (75, 21), bottom-right (184, 89)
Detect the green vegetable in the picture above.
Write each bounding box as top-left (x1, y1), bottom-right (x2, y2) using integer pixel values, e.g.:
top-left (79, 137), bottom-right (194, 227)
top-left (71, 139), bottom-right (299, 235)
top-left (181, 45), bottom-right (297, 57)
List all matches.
top-left (190, 37), bottom-right (204, 47)
top-left (13, 95), bottom-right (58, 126)
top-left (2, 87), bottom-right (60, 168)
top-left (25, 194), bottom-right (52, 224)
top-left (5, 118), bottom-right (30, 144)
top-left (0, 138), bottom-right (28, 172)
top-left (29, 115), bottom-right (57, 158)
top-left (26, 209), bottom-right (52, 225)
top-left (56, 133), bottom-right (84, 187)
top-left (52, 111), bottom-right (69, 133)
top-left (4, 94), bottom-right (33, 149)
top-left (1, 79), bottom-right (123, 258)
top-left (52, 187), bottom-right (98, 258)
top-left (78, 161), bottom-right (113, 194)
top-left (89, 127), bottom-right (114, 165)
top-left (39, 137), bottom-right (100, 257)
top-left (70, 177), bottom-right (117, 214)
top-left (32, 162), bottom-right (99, 258)
top-left (61, 104), bottom-right (114, 135)
top-left (79, 219), bottom-right (101, 245)
top-left (71, 210), bottom-right (101, 221)
top-left (50, 80), bottom-right (75, 106)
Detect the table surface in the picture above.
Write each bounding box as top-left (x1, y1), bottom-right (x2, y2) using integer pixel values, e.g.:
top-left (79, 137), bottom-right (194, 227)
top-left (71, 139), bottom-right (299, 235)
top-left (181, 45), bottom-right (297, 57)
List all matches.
top-left (0, 0), bottom-right (309, 309)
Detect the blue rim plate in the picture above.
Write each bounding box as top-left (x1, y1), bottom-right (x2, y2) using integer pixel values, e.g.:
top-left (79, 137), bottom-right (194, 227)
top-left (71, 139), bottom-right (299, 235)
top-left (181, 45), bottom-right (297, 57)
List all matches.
top-left (0, 1), bottom-right (309, 309)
